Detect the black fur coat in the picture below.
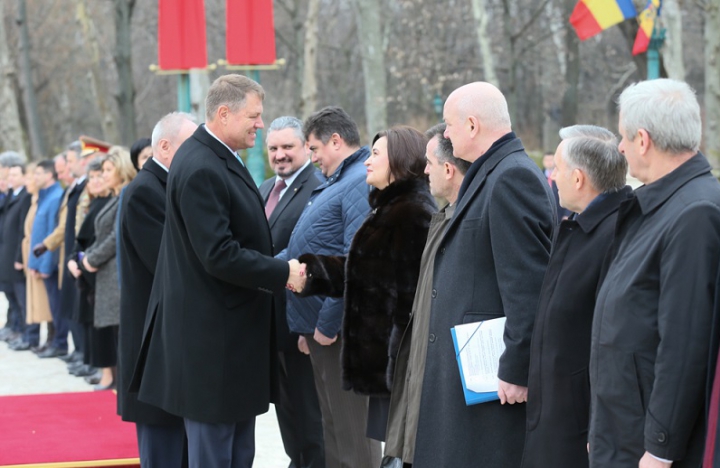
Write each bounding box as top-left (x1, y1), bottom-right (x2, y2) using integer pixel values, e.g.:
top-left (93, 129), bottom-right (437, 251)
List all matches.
top-left (299, 177), bottom-right (436, 396)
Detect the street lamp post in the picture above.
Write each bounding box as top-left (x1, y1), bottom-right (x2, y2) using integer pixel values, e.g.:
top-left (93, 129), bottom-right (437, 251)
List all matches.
top-left (433, 93), bottom-right (444, 121)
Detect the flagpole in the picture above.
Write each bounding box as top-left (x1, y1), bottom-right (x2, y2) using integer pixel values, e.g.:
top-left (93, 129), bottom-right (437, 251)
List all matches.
top-left (646, 26), bottom-right (666, 79)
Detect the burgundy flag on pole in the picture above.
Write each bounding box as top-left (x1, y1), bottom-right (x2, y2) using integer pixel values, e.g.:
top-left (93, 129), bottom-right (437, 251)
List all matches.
top-left (158, 0), bottom-right (208, 70)
top-left (226, 0), bottom-right (277, 65)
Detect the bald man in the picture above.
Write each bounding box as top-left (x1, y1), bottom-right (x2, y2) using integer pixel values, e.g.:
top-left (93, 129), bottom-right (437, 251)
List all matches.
top-left (412, 82), bottom-right (555, 467)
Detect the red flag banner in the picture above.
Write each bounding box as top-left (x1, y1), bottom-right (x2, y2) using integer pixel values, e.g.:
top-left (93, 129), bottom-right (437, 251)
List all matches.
top-left (226, 0), bottom-right (277, 65)
top-left (158, 0), bottom-right (208, 70)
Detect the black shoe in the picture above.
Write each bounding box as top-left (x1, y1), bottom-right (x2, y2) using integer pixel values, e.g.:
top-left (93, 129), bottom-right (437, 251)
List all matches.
top-left (31, 343), bottom-right (49, 354)
top-left (93, 380), bottom-right (115, 391)
top-left (85, 373), bottom-right (102, 385)
top-left (60, 351), bottom-right (82, 363)
top-left (9, 340), bottom-right (32, 351)
top-left (73, 365), bottom-right (98, 377)
top-left (37, 347), bottom-right (68, 358)
top-left (1, 331), bottom-right (20, 343)
top-left (7, 337), bottom-right (24, 348)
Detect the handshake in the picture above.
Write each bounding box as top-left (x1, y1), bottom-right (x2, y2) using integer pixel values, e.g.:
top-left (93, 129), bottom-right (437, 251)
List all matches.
top-left (286, 259), bottom-right (307, 293)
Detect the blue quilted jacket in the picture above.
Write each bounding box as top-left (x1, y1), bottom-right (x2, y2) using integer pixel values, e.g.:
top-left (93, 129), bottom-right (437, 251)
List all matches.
top-left (28, 182), bottom-right (63, 275)
top-left (277, 146), bottom-right (371, 336)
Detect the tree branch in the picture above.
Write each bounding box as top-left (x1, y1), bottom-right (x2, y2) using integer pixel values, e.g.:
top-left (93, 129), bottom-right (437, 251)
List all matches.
top-left (517, 30), bottom-right (555, 57)
top-left (512, 0), bottom-right (552, 41)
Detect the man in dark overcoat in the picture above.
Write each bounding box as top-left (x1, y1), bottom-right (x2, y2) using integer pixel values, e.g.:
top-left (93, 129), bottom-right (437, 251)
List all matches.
top-left (130, 75), bottom-right (304, 468)
top-left (412, 82), bottom-right (555, 467)
top-left (590, 79), bottom-right (720, 468)
top-left (118, 112), bottom-right (197, 467)
top-left (521, 125), bottom-right (632, 468)
top-left (259, 116), bottom-right (325, 468)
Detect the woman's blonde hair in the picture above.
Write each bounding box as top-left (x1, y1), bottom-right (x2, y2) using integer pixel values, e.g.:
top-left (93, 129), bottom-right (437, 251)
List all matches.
top-left (103, 145), bottom-right (137, 194)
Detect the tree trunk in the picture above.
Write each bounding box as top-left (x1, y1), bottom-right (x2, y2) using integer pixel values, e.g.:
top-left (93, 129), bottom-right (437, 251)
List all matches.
top-left (0, 0), bottom-right (26, 155)
top-left (705, 0), bottom-right (720, 167)
top-left (16, 0), bottom-right (45, 159)
top-left (660, 0), bottom-right (685, 80)
top-left (471, 0), bottom-right (499, 86)
top-left (561, 0), bottom-right (579, 127)
top-left (113, 0), bottom-right (137, 145)
top-left (300, 0), bottom-right (320, 119)
top-left (76, 0), bottom-right (119, 143)
top-left (350, 0), bottom-right (387, 138)
top-left (502, 0), bottom-right (518, 125)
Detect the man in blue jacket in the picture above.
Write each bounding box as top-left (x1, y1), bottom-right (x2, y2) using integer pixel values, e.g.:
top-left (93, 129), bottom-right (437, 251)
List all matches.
top-left (278, 106), bottom-right (381, 467)
top-left (28, 160), bottom-right (66, 358)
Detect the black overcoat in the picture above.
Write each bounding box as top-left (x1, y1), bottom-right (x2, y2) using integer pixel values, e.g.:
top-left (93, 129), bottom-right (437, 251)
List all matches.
top-left (300, 178), bottom-right (436, 395)
top-left (59, 179), bottom-right (86, 320)
top-left (259, 163), bottom-right (323, 352)
top-left (0, 189), bottom-right (31, 283)
top-left (590, 153), bottom-right (720, 467)
top-left (130, 125), bottom-right (289, 423)
top-left (521, 186), bottom-right (633, 468)
top-left (117, 159), bottom-right (181, 426)
top-left (413, 135), bottom-right (555, 468)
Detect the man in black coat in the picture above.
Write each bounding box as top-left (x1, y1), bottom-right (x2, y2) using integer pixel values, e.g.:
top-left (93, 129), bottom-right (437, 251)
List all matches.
top-left (590, 79), bottom-right (720, 468)
top-left (0, 163), bottom-right (33, 349)
top-left (259, 116), bottom-right (324, 468)
top-left (131, 75), bottom-right (304, 468)
top-left (521, 125), bottom-right (632, 468)
top-left (413, 82), bottom-right (555, 467)
top-left (118, 112), bottom-right (197, 467)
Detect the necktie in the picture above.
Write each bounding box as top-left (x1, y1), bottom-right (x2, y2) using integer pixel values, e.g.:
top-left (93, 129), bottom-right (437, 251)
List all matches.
top-left (265, 179), bottom-right (287, 219)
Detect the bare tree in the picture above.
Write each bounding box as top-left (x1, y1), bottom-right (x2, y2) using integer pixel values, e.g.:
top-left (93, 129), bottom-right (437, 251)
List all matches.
top-left (471, 0), bottom-right (499, 86)
top-left (661, 0), bottom-right (686, 80)
top-left (0, 0), bottom-right (25, 154)
top-left (16, 0), bottom-right (45, 158)
top-left (301, 0), bottom-right (320, 119)
top-left (705, 0), bottom-right (720, 166)
top-left (561, 0), bottom-right (579, 126)
top-left (350, 0), bottom-right (387, 137)
top-left (114, 0), bottom-right (137, 145)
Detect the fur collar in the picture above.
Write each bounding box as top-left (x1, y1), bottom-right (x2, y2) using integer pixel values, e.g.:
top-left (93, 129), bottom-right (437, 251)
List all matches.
top-left (368, 177), bottom-right (430, 210)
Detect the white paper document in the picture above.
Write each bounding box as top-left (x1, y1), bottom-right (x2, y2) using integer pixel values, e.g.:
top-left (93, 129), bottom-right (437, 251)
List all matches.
top-left (453, 317), bottom-right (507, 393)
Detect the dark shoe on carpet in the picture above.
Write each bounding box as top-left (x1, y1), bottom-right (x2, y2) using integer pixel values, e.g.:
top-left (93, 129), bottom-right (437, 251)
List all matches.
top-left (85, 373), bottom-right (102, 385)
top-left (9, 340), bottom-right (32, 351)
top-left (60, 351), bottom-right (82, 363)
top-left (93, 380), bottom-right (115, 391)
top-left (37, 347), bottom-right (68, 358)
top-left (73, 365), bottom-right (98, 377)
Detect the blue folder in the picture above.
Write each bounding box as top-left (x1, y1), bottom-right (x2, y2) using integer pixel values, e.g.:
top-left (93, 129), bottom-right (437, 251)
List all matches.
top-left (450, 327), bottom-right (500, 406)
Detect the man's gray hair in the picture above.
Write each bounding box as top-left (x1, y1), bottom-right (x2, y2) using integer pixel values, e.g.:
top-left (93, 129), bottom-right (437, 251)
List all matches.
top-left (425, 123), bottom-right (471, 175)
top-left (0, 151), bottom-right (27, 167)
top-left (151, 112), bottom-right (197, 149)
top-left (559, 125), bottom-right (627, 193)
top-left (67, 141), bottom-right (82, 154)
top-left (267, 116), bottom-right (305, 144)
top-left (618, 79), bottom-right (701, 154)
top-left (205, 74), bottom-right (264, 121)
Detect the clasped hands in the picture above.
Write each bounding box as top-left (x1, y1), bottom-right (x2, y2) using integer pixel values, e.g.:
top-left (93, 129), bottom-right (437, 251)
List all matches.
top-left (286, 259), bottom-right (307, 293)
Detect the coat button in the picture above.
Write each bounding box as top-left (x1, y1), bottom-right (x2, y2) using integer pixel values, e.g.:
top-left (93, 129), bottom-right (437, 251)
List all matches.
top-left (431, 289), bottom-right (437, 298)
top-left (440, 247), bottom-right (445, 254)
top-left (657, 433), bottom-right (666, 443)
top-left (429, 334), bottom-right (436, 343)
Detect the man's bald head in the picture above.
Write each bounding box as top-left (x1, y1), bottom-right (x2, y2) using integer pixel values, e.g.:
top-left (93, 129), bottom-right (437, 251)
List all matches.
top-left (443, 82), bottom-right (513, 162)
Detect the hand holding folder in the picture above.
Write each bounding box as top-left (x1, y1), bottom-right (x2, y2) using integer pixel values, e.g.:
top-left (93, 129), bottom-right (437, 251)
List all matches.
top-left (451, 317), bottom-right (507, 406)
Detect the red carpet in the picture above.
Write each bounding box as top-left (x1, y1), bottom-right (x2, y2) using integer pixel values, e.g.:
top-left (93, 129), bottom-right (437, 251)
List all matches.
top-left (0, 391), bottom-right (139, 467)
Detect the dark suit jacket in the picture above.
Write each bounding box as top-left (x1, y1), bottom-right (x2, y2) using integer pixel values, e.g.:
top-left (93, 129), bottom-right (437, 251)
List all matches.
top-left (413, 134), bottom-right (555, 468)
top-left (117, 158), bottom-right (181, 426)
top-left (522, 186), bottom-right (633, 468)
top-left (259, 163), bottom-right (323, 352)
top-left (59, 179), bottom-right (86, 320)
top-left (131, 125), bottom-right (289, 423)
top-left (0, 188), bottom-right (31, 283)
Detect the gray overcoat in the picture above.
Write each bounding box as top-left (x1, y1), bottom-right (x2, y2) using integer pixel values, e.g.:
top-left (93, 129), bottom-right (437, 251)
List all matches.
top-left (413, 134), bottom-right (555, 467)
top-left (85, 195), bottom-right (120, 328)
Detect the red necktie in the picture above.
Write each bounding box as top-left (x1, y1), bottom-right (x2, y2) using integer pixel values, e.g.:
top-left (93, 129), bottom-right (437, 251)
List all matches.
top-left (265, 179), bottom-right (286, 219)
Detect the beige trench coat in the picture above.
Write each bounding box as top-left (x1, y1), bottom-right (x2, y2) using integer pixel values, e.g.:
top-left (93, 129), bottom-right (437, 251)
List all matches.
top-left (22, 195), bottom-right (52, 324)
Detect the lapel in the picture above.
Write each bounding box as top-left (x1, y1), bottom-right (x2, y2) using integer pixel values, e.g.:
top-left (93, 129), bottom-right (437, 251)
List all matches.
top-left (194, 125), bottom-right (265, 208)
top-left (143, 158), bottom-right (168, 188)
top-left (4, 189), bottom-right (21, 209)
top-left (442, 138), bottom-right (526, 241)
top-left (268, 163), bottom-right (316, 229)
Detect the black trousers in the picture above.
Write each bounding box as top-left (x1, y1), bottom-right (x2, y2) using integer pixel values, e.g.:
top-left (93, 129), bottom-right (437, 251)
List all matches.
top-left (136, 421), bottom-right (187, 468)
top-left (276, 349), bottom-right (325, 468)
top-left (183, 417), bottom-right (255, 468)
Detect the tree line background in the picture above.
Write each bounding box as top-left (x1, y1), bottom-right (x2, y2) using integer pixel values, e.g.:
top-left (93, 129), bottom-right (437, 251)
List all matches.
top-left (0, 0), bottom-right (718, 166)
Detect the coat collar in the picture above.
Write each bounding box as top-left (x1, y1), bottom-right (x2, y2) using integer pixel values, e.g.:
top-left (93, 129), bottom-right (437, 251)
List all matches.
top-left (267, 162), bottom-right (320, 228)
top-left (318, 146), bottom-right (370, 189)
top-left (142, 157), bottom-right (168, 187)
top-left (368, 177), bottom-right (430, 210)
top-left (193, 125), bottom-right (263, 204)
top-left (634, 152), bottom-right (712, 215)
top-left (574, 185), bottom-right (634, 233)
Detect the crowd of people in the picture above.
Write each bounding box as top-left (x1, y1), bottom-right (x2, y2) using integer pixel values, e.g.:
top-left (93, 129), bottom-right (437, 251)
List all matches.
top-left (3, 74), bottom-right (720, 468)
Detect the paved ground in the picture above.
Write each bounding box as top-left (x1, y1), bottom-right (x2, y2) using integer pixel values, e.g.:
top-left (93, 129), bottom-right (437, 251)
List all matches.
top-left (0, 294), bottom-right (290, 467)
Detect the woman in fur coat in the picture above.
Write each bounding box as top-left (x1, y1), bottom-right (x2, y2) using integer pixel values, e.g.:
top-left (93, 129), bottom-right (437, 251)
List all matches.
top-left (299, 125), bottom-right (436, 442)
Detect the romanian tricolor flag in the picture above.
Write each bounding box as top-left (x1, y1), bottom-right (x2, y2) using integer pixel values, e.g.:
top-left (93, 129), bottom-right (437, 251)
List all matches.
top-left (570, 0), bottom-right (637, 41)
top-left (632, 0), bottom-right (661, 55)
